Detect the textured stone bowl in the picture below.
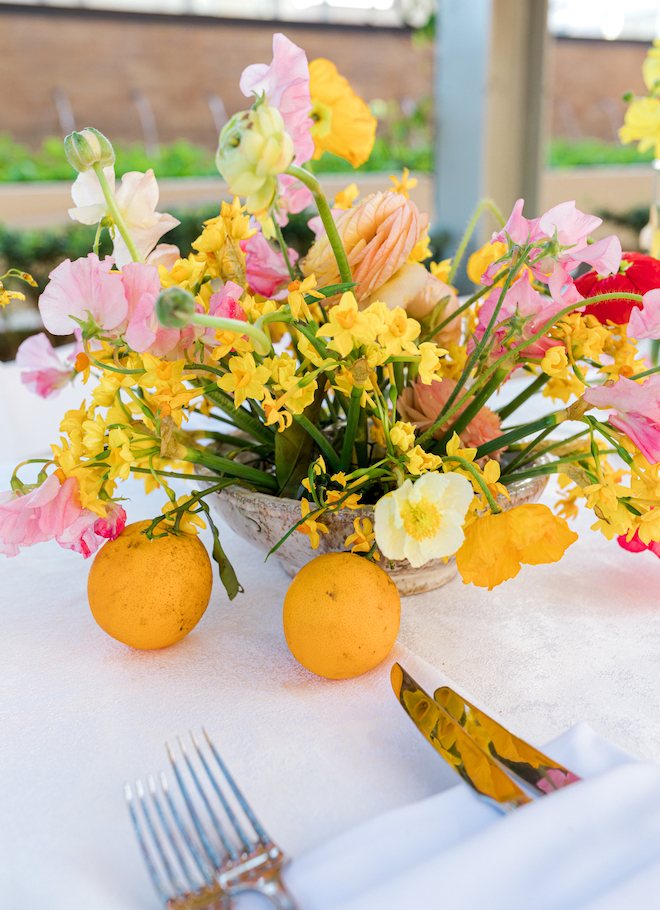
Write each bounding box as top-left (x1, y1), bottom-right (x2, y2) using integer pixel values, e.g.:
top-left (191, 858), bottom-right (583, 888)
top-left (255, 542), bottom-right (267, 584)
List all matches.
top-left (198, 465), bottom-right (549, 597)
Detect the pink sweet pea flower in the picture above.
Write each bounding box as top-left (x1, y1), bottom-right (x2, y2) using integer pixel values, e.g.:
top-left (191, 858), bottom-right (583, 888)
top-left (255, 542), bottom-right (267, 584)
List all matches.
top-left (69, 167), bottom-right (180, 267)
top-left (0, 474), bottom-right (81, 553)
top-left (242, 231), bottom-right (298, 300)
top-left (274, 174), bottom-right (313, 227)
top-left (239, 33), bottom-right (315, 165)
top-left (629, 288), bottom-right (660, 339)
top-left (39, 253), bottom-right (128, 335)
top-left (471, 272), bottom-right (564, 362)
top-left (583, 375), bottom-right (660, 464)
top-left (121, 261), bottom-right (180, 357)
top-left (93, 502), bottom-right (127, 539)
top-left (538, 201), bottom-right (602, 249)
top-left (16, 332), bottom-right (75, 399)
top-left (492, 198), bottom-right (545, 246)
top-left (198, 281), bottom-right (247, 348)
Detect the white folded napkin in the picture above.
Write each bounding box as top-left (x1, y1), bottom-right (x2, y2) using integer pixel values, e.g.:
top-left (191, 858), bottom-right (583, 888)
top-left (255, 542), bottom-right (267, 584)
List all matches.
top-left (256, 723), bottom-right (660, 910)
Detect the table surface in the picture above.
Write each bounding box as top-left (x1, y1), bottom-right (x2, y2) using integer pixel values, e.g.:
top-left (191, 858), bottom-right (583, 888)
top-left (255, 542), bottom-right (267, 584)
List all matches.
top-left (2, 362), bottom-right (660, 908)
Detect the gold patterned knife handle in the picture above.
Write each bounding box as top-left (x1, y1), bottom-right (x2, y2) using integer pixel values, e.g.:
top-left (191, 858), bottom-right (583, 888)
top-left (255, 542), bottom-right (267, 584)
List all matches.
top-left (391, 664), bottom-right (532, 813)
top-left (433, 686), bottom-right (581, 796)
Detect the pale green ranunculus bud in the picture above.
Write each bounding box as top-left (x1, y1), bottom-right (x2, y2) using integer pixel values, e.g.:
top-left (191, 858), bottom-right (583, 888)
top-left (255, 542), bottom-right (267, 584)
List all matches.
top-left (216, 104), bottom-right (294, 216)
top-left (64, 128), bottom-right (115, 173)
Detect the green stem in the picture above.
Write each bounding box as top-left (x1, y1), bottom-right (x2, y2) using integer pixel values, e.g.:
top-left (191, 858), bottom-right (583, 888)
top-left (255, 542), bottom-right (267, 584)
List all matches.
top-left (201, 384), bottom-right (275, 446)
top-left (443, 454), bottom-right (502, 513)
top-left (418, 254), bottom-right (528, 448)
top-left (421, 281), bottom-right (496, 344)
top-left (447, 199), bottom-right (506, 284)
top-left (497, 373), bottom-right (549, 420)
top-left (501, 425), bottom-right (554, 475)
top-left (189, 312), bottom-right (272, 356)
top-left (514, 427), bottom-right (590, 469)
top-left (434, 369), bottom-right (507, 453)
top-left (273, 220), bottom-right (296, 281)
top-left (184, 446), bottom-right (278, 491)
top-left (286, 164), bottom-right (352, 285)
top-left (475, 413), bottom-right (562, 459)
top-left (92, 161), bottom-right (143, 263)
top-left (629, 362), bottom-right (660, 381)
top-left (93, 221), bottom-right (103, 256)
top-left (340, 384), bottom-right (364, 471)
top-left (292, 414), bottom-right (341, 472)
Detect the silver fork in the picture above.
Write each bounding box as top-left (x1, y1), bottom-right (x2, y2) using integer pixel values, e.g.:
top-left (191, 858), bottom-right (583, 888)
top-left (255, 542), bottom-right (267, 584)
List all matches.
top-left (125, 728), bottom-right (299, 910)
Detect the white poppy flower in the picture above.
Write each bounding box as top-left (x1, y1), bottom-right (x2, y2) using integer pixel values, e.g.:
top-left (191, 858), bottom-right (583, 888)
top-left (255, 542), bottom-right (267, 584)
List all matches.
top-left (68, 166), bottom-right (179, 267)
top-left (374, 472), bottom-right (473, 568)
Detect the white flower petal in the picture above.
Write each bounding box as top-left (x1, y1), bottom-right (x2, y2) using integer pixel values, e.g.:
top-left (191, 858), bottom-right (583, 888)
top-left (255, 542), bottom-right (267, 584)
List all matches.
top-left (374, 494), bottom-right (406, 560)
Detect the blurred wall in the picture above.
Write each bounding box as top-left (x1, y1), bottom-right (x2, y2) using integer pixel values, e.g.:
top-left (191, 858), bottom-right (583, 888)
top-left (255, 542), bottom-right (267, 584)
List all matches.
top-left (549, 38), bottom-right (649, 141)
top-left (0, 5), bottom-right (433, 148)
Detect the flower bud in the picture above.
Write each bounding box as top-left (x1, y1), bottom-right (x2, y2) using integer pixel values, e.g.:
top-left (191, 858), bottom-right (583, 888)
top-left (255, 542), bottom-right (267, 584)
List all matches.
top-left (64, 128), bottom-right (115, 173)
top-left (216, 104), bottom-right (294, 216)
top-left (155, 287), bottom-right (196, 329)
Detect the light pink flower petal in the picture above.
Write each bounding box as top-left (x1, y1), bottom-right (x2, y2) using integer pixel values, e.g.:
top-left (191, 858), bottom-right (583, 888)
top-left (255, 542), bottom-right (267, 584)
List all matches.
top-left (16, 333), bottom-right (75, 399)
top-left (275, 174), bottom-right (314, 227)
top-left (39, 253), bottom-right (128, 335)
top-left (493, 198), bottom-right (545, 246)
top-left (56, 509), bottom-right (102, 558)
top-left (547, 262), bottom-right (584, 309)
top-left (240, 33), bottom-right (314, 165)
top-left (69, 166), bottom-right (115, 224)
top-left (584, 376), bottom-right (660, 464)
top-left (209, 281), bottom-right (247, 320)
top-left (0, 475), bottom-right (81, 551)
top-left (146, 243), bottom-right (181, 270)
top-left (539, 200), bottom-right (602, 247)
top-left (242, 231), bottom-right (299, 300)
top-left (629, 290), bottom-right (660, 339)
top-left (562, 235), bottom-right (622, 277)
top-left (112, 170), bottom-right (180, 267)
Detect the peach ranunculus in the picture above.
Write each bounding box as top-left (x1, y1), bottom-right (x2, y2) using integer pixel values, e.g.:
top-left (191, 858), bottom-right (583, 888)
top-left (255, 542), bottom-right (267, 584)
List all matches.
top-left (300, 191), bottom-right (427, 302)
top-left (397, 378), bottom-right (502, 451)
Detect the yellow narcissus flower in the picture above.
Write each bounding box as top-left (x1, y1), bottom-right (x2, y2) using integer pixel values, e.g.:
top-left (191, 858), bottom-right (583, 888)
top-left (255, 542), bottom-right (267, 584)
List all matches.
top-left (317, 291), bottom-right (380, 357)
top-left (216, 352), bottom-right (271, 408)
top-left (456, 504), bottom-right (578, 589)
top-left (541, 345), bottom-right (569, 379)
top-left (619, 96), bottom-right (660, 156)
top-left (308, 58), bottom-right (377, 166)
top-left (374, 472), bottom-right (473, 568)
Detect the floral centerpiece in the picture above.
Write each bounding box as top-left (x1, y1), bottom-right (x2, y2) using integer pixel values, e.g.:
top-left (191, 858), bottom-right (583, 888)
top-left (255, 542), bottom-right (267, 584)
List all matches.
top-left (3, 34), bottom-right (660, 599)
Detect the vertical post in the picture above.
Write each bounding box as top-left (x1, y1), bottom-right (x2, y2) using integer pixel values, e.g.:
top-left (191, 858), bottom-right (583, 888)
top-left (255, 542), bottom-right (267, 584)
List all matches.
top-left (434, 0), bottom-right (493, 291)
top-left (434, 0), bottom-right (548, 289)
top-left (485, 0), bottom-right (549, 219)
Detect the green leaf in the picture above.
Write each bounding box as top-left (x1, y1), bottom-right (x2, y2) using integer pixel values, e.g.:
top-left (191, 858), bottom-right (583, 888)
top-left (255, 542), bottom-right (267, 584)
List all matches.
top-left (201, 503), bottom-right (243, 600)
top-left (275, 382), bottom-right (325, 498)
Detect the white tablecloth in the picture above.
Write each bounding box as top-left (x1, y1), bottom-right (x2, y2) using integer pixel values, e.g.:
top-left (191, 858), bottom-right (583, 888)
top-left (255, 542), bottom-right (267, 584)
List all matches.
top-left (3, 364), bottom-right (660, 907)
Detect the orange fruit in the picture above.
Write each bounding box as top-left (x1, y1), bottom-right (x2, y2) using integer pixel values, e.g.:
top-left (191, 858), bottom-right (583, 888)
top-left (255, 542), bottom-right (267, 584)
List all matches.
top-left (87, 520), bottom-right (213, 649)
top-left (283, 552), bottom-right (400, 679)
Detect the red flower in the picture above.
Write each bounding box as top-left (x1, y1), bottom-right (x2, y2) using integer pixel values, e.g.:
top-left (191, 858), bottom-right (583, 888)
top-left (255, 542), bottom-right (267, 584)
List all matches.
top-left (617, 528), bottom-right (660, 558)
top-left (576, 252), bottom-right (660, 324)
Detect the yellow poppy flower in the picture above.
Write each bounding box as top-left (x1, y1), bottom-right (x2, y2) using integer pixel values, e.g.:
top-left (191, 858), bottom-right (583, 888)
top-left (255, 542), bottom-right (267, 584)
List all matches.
top-left (309, 58), bottom-right (377, 167)
top-left (456, 504), bottom-right (578, 589)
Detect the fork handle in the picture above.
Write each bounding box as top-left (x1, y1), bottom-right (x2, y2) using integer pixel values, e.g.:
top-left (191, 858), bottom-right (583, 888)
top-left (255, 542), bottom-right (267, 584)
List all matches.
top-left (242, 873), bottom-right (300, 910)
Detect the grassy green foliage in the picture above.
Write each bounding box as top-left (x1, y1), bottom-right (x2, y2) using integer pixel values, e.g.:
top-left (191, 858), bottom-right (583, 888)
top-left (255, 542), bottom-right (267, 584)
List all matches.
top-left (547, 138), bottom-right (654, 168)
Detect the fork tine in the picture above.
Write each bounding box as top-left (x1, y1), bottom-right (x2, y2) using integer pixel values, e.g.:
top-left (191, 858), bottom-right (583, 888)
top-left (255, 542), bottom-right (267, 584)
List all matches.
top-left (190, 731), bottom-right (254, 855)
top-left (167, 742), bottom-right (224, 869)
top-left (159, 772), bottom-right (216, 888)
top-left (135, 778), bottom-right (188, 900)
top-left (202, 727), bottom-right (270, 846)
top-left (147, 775), bottom-right (198, 894)
top-left (178, 736), bottom-right (240, 862)
top-left (125, 781), bottom-right (173, 906)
